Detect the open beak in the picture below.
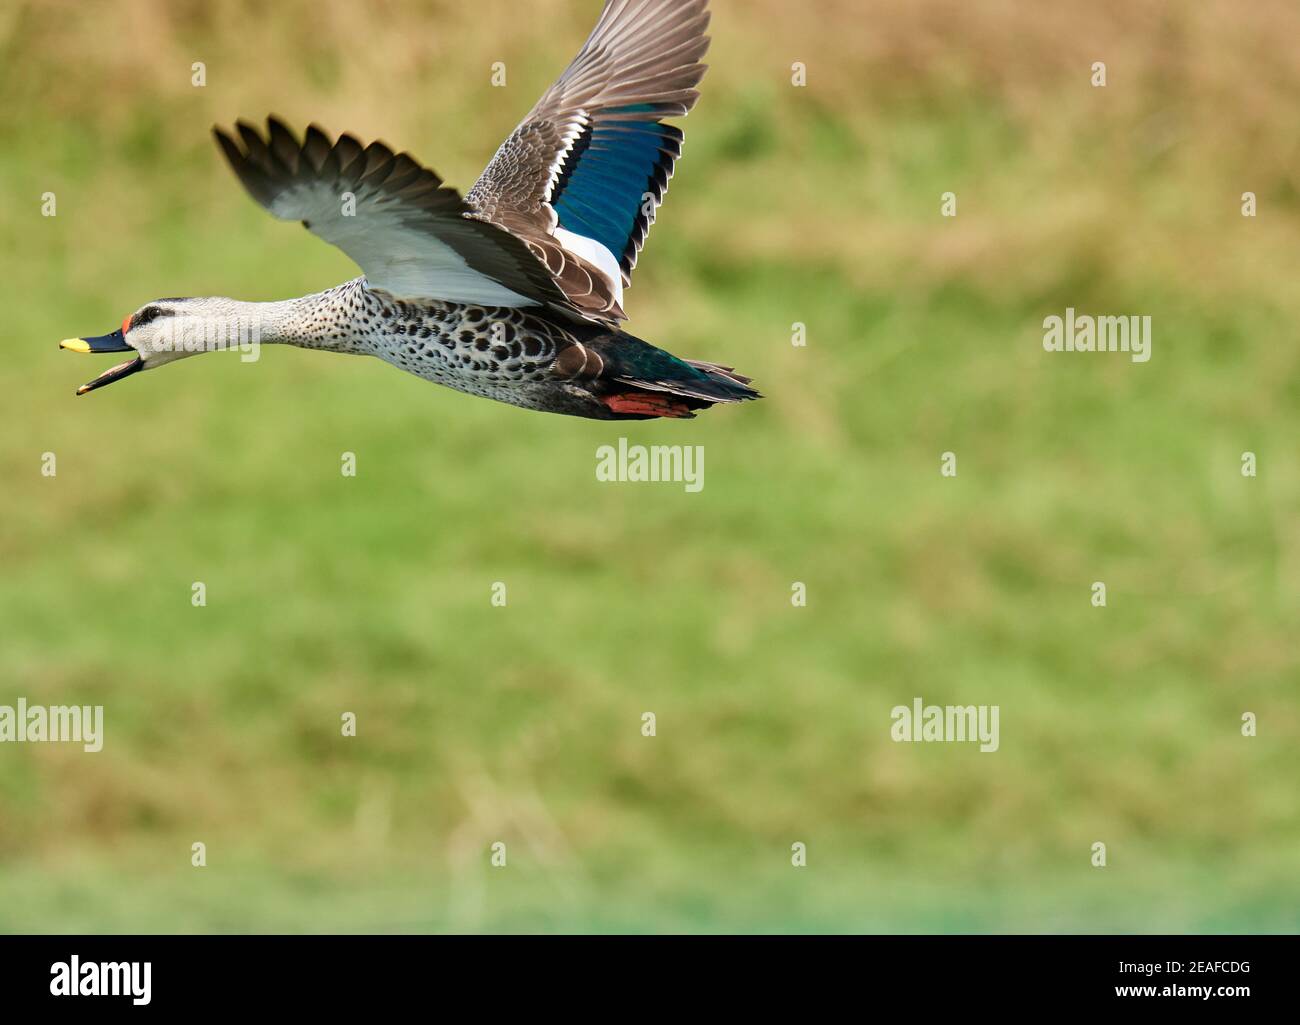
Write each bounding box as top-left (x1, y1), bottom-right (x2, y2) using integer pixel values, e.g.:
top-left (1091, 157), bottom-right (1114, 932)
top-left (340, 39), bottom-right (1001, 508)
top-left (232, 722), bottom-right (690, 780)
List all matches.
top-left (60, 330), bottom-right (144, 395)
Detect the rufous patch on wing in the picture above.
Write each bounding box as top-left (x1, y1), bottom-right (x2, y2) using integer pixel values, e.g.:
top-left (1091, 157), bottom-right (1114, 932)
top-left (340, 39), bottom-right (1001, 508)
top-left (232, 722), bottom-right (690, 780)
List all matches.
top-left (602, 392), bottom-right (694, 418)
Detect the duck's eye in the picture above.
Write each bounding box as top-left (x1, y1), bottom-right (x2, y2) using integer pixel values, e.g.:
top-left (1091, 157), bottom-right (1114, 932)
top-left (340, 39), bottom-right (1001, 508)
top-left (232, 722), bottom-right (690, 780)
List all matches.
top-left (124, 305), bottom-right (171, 334)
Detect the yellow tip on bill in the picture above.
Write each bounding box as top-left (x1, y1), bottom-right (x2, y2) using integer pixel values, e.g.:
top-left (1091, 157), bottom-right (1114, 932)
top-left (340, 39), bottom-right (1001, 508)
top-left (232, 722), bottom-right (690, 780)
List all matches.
top-left (60, 338), bottom-right (91, 353)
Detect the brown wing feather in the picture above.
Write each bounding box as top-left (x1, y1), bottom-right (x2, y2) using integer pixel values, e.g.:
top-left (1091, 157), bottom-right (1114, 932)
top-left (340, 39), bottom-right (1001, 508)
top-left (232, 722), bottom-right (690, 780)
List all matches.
top-left (467, 0), bottom-right (711, 318)
top-left (213, 117), bottom-right (575, 311)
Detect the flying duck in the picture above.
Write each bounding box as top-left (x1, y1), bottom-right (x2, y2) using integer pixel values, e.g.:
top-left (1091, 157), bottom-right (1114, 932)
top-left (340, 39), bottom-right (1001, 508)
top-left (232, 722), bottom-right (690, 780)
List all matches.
top-left (59, 0), bottom-right (758, 420)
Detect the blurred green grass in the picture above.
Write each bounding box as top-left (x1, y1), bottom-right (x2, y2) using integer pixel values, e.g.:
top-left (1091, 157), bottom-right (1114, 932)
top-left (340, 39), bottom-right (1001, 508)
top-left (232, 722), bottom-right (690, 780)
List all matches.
top-left (0, 0), bottom-right (1297, 932)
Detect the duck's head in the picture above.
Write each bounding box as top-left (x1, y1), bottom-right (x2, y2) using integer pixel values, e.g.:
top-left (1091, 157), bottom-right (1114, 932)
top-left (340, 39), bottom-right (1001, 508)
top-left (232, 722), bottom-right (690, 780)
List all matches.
top-left (60, 297), bottom-right (248, 394)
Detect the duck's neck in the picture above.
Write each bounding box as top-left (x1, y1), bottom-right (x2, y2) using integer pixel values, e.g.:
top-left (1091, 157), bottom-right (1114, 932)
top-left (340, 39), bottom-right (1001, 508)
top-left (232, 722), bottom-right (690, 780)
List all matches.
top-left (213, 279), bottom-right (368, 353)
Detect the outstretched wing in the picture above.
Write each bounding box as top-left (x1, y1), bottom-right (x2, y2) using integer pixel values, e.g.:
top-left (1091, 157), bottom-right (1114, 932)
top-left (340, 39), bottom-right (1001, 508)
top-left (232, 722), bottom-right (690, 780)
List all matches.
top-left (467, 0), bottom-right (711, 321)
top-left (213, 117), bottom-right (572, 309)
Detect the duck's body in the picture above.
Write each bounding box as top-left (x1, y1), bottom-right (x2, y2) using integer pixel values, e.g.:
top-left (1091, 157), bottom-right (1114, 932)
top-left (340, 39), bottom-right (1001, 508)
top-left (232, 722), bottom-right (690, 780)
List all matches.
top-left (213, 276), bottom-right (751, 419)
top-left (60, 0), bottom-right (759, 420)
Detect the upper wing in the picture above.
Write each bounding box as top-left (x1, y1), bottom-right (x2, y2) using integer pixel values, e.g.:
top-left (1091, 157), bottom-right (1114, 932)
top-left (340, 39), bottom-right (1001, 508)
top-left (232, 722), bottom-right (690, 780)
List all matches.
top-left (213, 117), bottom-right (573, 309)
top-left (467, 0), bottom-right (711, 321)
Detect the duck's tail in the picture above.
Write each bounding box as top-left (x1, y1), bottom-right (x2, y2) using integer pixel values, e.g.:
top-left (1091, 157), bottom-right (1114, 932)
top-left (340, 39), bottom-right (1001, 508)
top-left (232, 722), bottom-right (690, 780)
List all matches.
top-left (580, 332), bottom-right (760, 420)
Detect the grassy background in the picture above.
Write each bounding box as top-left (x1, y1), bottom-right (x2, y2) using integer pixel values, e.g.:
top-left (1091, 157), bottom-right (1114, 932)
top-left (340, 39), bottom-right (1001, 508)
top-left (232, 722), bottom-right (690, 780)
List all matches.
top-left (0, 0), bottom-right (1297, 932)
